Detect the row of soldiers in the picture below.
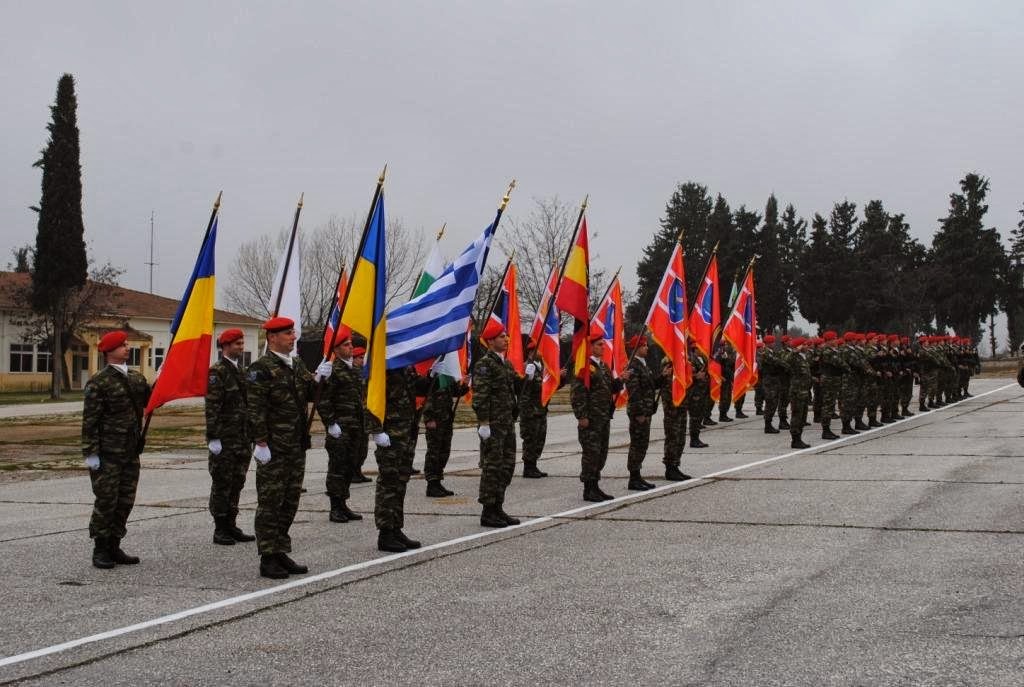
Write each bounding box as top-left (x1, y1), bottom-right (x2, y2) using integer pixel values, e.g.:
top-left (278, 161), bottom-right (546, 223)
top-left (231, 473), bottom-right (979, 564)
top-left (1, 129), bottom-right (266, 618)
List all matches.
top-left (80, 319), bottom-right (978, 578)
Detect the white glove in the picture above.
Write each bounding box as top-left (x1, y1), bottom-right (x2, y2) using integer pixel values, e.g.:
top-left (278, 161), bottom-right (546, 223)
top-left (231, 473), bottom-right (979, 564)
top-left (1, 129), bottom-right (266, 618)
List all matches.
top-left (327, 423), bottom-right (342, 438)
top-left (525, 363), bottom-right (537, 380)
top-left (84, 454), bottom-right (100, 471)
top-left (477, 425), bottom-right (491, 440)
top-left (372, 432), bottom-right (391, 447)
top-left (315, 360), bottom-right (334, 381)
top-left (208, 439), bottom-right (223, 455)
top-left (253, 444), bottom-right (272, 465)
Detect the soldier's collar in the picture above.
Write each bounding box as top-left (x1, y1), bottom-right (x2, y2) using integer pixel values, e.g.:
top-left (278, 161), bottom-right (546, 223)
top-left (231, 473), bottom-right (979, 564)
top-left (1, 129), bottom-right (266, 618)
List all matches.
top-left (109, 363), bottom-right (128, 376)
top-left (223, 356), bottom-right (239, 367)
top-left (271, 350), bottom-right (294, 368)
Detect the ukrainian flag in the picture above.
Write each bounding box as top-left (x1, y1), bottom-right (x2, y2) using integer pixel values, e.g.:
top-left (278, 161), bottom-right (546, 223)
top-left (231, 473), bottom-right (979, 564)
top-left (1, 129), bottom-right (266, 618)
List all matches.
top-left (341, 193), bottom-right (388, 424)
top-left (145, 216), bottom-right (218, 415)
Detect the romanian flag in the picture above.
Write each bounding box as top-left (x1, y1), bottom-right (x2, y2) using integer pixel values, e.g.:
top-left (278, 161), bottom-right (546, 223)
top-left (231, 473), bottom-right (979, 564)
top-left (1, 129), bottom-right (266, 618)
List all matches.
top-left (145, 215), bottom-right (218, 416)
top-left (646, 242), bottom-right (691, 406)
top-left (555, 216), bottom-right (590, 386)
top-left (689, 251), bottom-right (722, 401)
top-left (722, 266), bottom-right (759, 402)
top-left (592, 276), bottom-right (628, 407)
top-left (341, 193), bottom-right (388, 424)
top-left (485, 262), bottom-right (524, 375)
top-left (528, 264), bottom-right (559, 348)
top-left (322, 267), bottom-right (348, 358)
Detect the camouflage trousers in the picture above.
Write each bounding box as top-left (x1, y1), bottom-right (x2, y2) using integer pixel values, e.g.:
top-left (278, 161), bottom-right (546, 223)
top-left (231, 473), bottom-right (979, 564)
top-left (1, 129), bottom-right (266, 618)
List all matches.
top-left (819, 376), bottom-right (841, 427)
top-left (753, 381), bottom-right (764, 412)
top-left (718, 382), bottom-right (733, 418)
top-left (881, 377), bottom-right (899, 418)
top-left (662, 405), bottom-right (687, 467)
top-left (208, 443), bottom-right (251, 519)
top-left (627, 414), bottom-right (652, 472)
top-left (325, 425), bottom-right (364, 500)
top-left (941, 369), bottom-right (957, 401)
top-left (840, 375), bottom-right (861, 421)
top-left (578, 419), bottom-right (611, 482)
top-left (354, 431), bottom-right (370, 472)
top-left (519, 413), bottom-right (547, 466)
top-left (859, 376), bottom-right (879, 417)
top-left (423, 419), bottom-right (455, 482)
top-left (255, 446), bottom-right (306, 555)
top-left (921, 370), bottom-right (938, 405)
top-left (88, 452), bottom-right (141, 540)
top-left (789, 389), bottom-right (810, 437)
top-left (734, 392), bottom-right (747, 414)
top-left (811, 381), bottom-right (822, 420)
top-left (898, 375), bottom-right (914, 410)
top-left (479, 422), bottom-right (516, 506)
top-left (958, 368), bottom-right (971, 395)
top-left (688, 383), bottom-right (709, 436)
top-left (762, 375), bottom-right (786, 423)
top-left (374, 432), bottom-right (414, 530)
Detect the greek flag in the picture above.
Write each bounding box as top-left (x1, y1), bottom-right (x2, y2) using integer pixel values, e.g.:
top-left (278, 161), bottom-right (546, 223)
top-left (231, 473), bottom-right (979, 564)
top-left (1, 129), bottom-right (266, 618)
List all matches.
top-left (385, 215), bottom-right (496, 369)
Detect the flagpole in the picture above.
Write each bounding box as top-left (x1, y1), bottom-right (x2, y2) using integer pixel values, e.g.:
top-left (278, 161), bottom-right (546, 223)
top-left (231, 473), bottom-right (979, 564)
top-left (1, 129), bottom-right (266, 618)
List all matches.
top-left (271, 193), bottom-right (304, 317)
top-left (630, 228), bottom-right (684, 368)
top-left (476, 251), bottom-right (516, 340)
top-left (712, 255), bottom-right (757, 352)
top-left (142, 191), bottom-right (221, 442)
top-left (305, 166), bottom-right (387, 434)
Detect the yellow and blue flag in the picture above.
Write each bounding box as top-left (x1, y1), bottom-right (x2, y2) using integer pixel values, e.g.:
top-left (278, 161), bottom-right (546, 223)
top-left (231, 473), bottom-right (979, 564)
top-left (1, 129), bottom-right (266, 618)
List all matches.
top-left (341, 193), bottom-right (388, 424)
top-left (145, 216), bottom-right (218, 415)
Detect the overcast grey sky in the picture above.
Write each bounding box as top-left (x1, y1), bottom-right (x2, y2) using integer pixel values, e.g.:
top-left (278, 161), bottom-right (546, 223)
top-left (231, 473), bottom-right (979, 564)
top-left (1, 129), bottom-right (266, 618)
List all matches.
top-left (2, 0), bottom-right (1021, 307)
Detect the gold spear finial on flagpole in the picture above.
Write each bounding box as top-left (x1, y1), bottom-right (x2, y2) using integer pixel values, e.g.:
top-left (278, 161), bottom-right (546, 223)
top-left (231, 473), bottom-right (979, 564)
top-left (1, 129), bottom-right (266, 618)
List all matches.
top-left (213, 191), bottom-right (223, 211)
top-left (581, 194), bottom-right (589, 212)
top-left (500, 179), bottom-right (517, 210)
top-left (379, 164), bottom-right (388, 184)
top-left (297, 192), bottom-right (304, 209)
top-left (436, 223), bottom-right (446, 242)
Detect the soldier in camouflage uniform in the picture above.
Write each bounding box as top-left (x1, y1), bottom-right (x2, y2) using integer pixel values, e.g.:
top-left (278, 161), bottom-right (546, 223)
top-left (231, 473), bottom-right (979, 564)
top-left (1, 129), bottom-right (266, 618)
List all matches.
top-left (816, 331), bottom-right (845, 439)
top-left (958, 338), bottom-right (980, 398)
top-left (205, 328), bottom-right (256, 546)
top-left (423, 367), bottom-right (469, 498)
top-left (572, 328), bottom-right (627, 502)
top-left (759, 336), bottom-right (785, 434)
top-left (838, 333), bottom-right (862, 433)
top-left (780, 337), bottom-right (813, 449)
top-left (688, 350), bottom-right (710, 448)
top-left (350, 346), bottom-right (372, 482)
top-left (660, 356), bottom-right (691, 481)
top-left (315, 328), bottom-right (366, 524)
top-left (916, 336), bottom-right (938, 411)
top-left (472, 322), bottom-right (521, 526)
top-left (846, 333), bottom-right (877, 429)
top-left (247, 317), bottom-right (330, 579)
top-left (896, 337), bottom-right (917, 418)
top-left (367, 365), bottom-right (432, 551)
top-left (518, 344), bottom-right (555, 479)
top-left (624, 335), bottom-right (660, 490)
top-left (715, 342), bottom-right (735, 422)
top-left (82, 330), bottom-right (151, 569)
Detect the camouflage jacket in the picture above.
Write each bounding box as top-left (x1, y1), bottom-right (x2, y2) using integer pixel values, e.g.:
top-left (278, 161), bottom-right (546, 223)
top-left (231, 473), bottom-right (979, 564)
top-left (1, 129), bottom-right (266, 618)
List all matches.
top-left (246, 352), bottom-right (315, 452)
top-left (316, 357), bottom-right (365, 433)
top-left (660, 359), bottom-right (685, 409)
top-left (471, 350), bottom-right (519, 425)
top-left (626, 357), bottom-right (660, 417)
top-left (422, 377), bottom-right (468, 425)
top-left (205, 357), bottom-right (249, 444)
top-left (759, 347), bottom-right (788, 377)
top-left (572, 357), bottom-right (623, 423)
top-left (518, 357), bottom-right (549, 419)
top-left (82, 366), bottom-right (151, 458)
top-left (844, 346), bottom-right (877, 377)
top-left (366, 367), bottom-right (432, 436)
top-left (819, 345), bottom-right (850, 376)
top-left (780, 349), bottom-right (813, 392)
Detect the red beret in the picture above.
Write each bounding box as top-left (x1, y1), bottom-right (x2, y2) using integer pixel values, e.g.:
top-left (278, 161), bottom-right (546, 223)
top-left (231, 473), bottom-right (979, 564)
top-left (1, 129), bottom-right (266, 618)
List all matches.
top-left (763, 335), bottom-right (775, 344)
top-left (843, 332), bottom-right (857, 342)
top-left (217, 328), bottom-right (244, 346)
top-left (481, 319), bottom-right (506, 340)
top-left (588, 323), bottom-right (606, 343)
top-left (352, 346), bottom-right (366, 356)
top-left (263, 316), bottom-right (294, 332)
top-left (781, 335), bottom-right (791, 343)
top-left (628, 334), bottom-right (648, 349)
top-left (333, 325), bottom-right (352, 344)
top-left (98, 330), bottom-right (127, 353)
top-left (888, 334), bottom-right (899, 343)
top-left (790, 336), bottom-right (805, 347)
top-left (822, 331), bottom-right (837, 341)
top-left (900, 336), bottom-right (910, 345)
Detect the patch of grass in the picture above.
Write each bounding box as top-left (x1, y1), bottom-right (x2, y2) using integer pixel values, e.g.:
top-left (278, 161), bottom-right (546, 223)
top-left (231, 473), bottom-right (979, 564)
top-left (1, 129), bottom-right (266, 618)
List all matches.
top-left (0, 391), bottom-right (84, 406)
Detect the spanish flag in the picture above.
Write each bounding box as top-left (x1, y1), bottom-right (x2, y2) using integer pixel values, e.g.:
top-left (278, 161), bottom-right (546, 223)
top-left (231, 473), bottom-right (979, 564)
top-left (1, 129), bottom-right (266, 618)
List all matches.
top-left (341, 192), bottom-right (388, 424)
top-left (555, 216), bottom-right (590, 386)
top-left (145, 214), bottom-right (218, 415)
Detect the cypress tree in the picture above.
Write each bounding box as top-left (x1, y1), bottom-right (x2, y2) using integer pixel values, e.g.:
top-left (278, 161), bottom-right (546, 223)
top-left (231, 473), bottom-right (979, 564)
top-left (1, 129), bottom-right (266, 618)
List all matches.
top-left (31, 74), bottom-right (88, 398)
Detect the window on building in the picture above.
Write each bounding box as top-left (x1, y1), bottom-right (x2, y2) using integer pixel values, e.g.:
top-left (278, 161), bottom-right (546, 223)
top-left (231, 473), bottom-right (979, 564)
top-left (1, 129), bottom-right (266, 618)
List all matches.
top-left (36, 342), bottom-right (52, 373)
top-left (242, 351), bottom-right (253, 367)
top-left (149, 347), bottom-right (165, 370)
top-left (127, 347), bottom-right (143, 368)
top-left (9, 343), bottom-right (34, 372)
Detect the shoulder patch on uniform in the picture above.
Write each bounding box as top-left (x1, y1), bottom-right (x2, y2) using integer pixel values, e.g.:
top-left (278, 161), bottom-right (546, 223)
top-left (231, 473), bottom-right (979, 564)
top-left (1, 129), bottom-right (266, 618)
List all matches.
top-left (476, 363), bottom-right (488, 375)
top-left (247, 369), bottom-right (261, 383)
top-left (208, 373), bottom-right (218, 386)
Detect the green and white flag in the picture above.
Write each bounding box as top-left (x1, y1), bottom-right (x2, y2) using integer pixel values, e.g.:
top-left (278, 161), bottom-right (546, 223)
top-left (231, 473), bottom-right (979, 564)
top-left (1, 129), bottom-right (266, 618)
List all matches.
top-left (412, 240), bottom-right (446, 298)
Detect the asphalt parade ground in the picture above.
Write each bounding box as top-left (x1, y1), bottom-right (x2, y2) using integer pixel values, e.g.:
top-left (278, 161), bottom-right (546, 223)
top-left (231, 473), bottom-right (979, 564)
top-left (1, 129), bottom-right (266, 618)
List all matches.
top-left (0, 378), bottom-right (1021, 685)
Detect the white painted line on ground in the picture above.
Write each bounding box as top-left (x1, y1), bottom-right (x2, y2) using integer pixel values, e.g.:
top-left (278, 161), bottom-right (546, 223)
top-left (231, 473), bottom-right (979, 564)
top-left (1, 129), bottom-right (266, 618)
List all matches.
top-left (0, 382), bottom-right (1015, 670)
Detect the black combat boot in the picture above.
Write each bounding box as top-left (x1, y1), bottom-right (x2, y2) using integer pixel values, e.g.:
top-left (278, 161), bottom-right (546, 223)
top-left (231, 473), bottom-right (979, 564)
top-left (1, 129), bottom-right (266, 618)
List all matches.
top-left (110, 538), bottom-right (140, 564)
top-left (497, 507), bottom-right (521, 526)
top-left (227, 516), bottom-right (256, 542)
top-left (522, 462), bottom-right (547, 478)
top-left (868, 414), bottom-right (882, 428)
top-left (628, 471), bottom-right (652, 491)
top-left (841, 418), bottom-right (859, 435)
top-left (339, 501), bottom-right (363, 521)
top-left (213, 516), bottom-right (237, 544)
top-left (425, 480), bottom-right (454, 498)
top-left (593, 481), bottom-right (614, 501)
top-left (734, 410), bottom-right (749, 419)
top-left (351, 471), bottom-right (372, 484)
top-left (377, 529), bottom-right (408, 552)
top-left (260, 554), bottom-right (289, 579)
top-left (902, 406), bottom-right (914, 417)
top-left (812, 411), bottom-right (821, 423)
top-left (328, 496), bottom-right (349, 523)
top-left (92, 537), bottom-right (115, 569)
top-left (718, 412), bottom-right (733, 422)
top-left (277, 553), bottom-right (308, 574)
top-left (394, 530), bottom-right (421, 549)
top-left (821, 422), bottom-right (839, 440)
top-left (481, 505), bottom-right (509, 527)
top-left (703, 416), bottom-right (717, 426)
top-left (689, 434), bottom-right (708, 449)
top-left (582, 480), bottom-right (604, 503)
top-left (791, 434), bottom-right (810, 449)
top-left (854, 417), bottom-right (869, 430)
top-left (764, 417), bottom-right (779, 434)
top-left (755, 405), bottom-right (764, 415)
top-left (664, 465), bottom-right (691, 481)
top-left (778, 417), bottom-right (791, 430)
